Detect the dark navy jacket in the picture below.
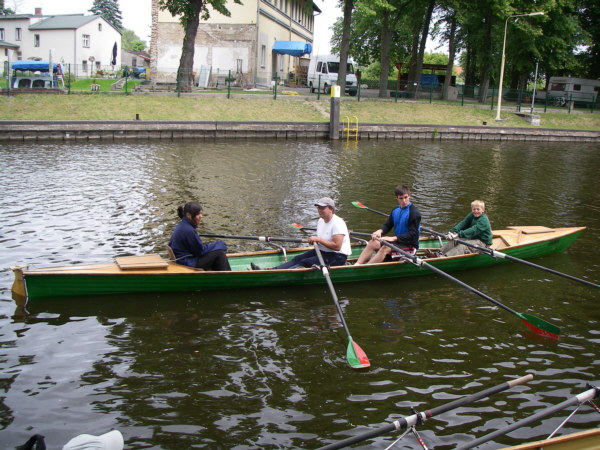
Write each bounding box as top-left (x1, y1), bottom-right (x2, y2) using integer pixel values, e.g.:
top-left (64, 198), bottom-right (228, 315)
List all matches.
top-left (169, 217), bottom-right (227, 267)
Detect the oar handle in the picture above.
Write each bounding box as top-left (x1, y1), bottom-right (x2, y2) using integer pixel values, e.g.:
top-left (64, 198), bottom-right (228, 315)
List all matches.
top-left (198, 233), bottom-right (307, 244)
top-left (318, 374), bottom-right (534, 450)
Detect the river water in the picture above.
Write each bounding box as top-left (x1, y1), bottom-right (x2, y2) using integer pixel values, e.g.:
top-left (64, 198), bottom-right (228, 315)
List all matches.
top-left (0, 139), bottom-right (599, 449)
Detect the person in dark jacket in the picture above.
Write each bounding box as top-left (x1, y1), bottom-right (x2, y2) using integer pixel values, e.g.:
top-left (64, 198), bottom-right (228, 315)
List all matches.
top-left (440, 199), bottom-right (492, 257)
top-left (355, 185), bottom-right (422, 265)
top-left (168, 202), bottom-right (231, 271)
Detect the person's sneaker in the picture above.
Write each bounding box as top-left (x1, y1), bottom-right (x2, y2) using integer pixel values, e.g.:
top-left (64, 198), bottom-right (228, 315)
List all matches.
top-left (250, 262), bottom-right (262, 270)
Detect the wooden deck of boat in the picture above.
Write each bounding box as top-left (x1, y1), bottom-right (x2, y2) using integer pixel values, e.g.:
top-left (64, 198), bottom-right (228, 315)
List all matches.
top-left (502, 428), bottom-right (600, 449)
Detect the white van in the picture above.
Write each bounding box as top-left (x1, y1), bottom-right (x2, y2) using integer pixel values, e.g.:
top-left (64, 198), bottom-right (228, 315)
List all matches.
top-left (307, 55), bottom-right (358, 96)
top-left (544, 76), bottom-right (600, 106)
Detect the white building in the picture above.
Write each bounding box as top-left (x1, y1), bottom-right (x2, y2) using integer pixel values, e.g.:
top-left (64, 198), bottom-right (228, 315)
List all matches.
top-left (150, 0), bottom-right (319, 87)
top-left (0, 8), bottom-right (121, 77)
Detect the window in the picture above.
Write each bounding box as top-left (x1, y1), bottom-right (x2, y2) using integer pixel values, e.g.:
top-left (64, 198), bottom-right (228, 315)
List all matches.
top-left (573, 84), bottom-right (581, 91)
top-left (279, 54), bottom-right (284, 72)
top-left (82, 34), bottom-right (90, 48)
top-left (98, 23), bottom-right (102, 31)
top-left (15, 28), bottom-right (22, 41)
top-left (0, 28), bottom-right (4, 40)
top-left (132, 57), bottom-right (137, 67)
top-left (260, 44), bottom-right (266, 68)
top-left (34, 34), bottom-right (40, 47)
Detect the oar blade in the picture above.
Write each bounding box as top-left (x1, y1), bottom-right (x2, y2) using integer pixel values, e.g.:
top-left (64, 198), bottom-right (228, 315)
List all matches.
top-left (519, 313), bottom-right (560, 340)
top-left (351, 201), bottom-right (368, 209)
top-left (346, 337), bottom-right (370, 369)
top-left (288, 222), bottom-right (304, 229)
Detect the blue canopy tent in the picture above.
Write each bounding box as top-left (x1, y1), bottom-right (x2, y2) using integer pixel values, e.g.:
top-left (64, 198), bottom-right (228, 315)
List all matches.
top-left (11, 60), bottom-right (60, 73)
top-left (272, 41), bottom-right (312, 57)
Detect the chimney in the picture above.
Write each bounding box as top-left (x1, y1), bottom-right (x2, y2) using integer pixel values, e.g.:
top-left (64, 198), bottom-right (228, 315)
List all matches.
top-left (35, 8), bottom-right (42, 15)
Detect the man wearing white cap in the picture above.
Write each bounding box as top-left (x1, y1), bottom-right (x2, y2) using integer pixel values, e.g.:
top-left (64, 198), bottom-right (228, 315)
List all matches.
top-left (250, 197), bottom-right (351, 270)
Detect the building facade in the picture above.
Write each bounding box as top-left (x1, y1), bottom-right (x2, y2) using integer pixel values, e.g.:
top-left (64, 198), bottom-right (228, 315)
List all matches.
top-left (150, 0), bottom-right (318, 87)
top-left (0, 9), bottom-right (121, 77)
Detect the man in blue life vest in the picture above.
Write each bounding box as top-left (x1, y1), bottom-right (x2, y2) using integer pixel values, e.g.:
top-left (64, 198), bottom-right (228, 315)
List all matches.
top-left (355, 185), bottom-right (421, 265)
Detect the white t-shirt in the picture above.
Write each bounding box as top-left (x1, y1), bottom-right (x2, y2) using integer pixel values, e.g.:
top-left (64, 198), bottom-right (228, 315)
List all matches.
top-left (316, 214), bottom-right (352, 256)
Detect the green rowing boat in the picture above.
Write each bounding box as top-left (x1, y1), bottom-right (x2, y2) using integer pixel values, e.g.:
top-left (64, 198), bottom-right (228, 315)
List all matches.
top-left (11, 226), bottom-right (585, 302)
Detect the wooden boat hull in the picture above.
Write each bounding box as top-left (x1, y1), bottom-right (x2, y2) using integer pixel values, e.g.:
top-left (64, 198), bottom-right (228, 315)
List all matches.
top-left (11, 226), bottom-right (586, 301)
top-left (502, 428), bottom-right (600, 449)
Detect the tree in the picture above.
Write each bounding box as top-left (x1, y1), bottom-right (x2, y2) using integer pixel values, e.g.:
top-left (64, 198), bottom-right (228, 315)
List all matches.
top-left (158, 0), bottom-right (242, 90)
top-left (121, 29), bottom-right (147, 52)
top-left (89, 0), bottom-right (123, 31)
top-left (337, 0), bottom-right (354, 96)
top-left (0, 0), bottom-right (14, 14)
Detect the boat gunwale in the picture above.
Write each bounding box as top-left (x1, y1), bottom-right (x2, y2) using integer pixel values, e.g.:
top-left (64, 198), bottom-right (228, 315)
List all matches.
top-left (15, 226), bottom-right (585, 278)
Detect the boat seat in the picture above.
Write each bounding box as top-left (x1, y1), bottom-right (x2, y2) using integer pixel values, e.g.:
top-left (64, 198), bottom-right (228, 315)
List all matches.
top-left (166, 244), bottom-right (176, 261)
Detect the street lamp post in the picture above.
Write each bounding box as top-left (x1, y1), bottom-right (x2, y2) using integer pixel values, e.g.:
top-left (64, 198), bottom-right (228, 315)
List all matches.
top-left (495, 11), bottom-right (544, 121)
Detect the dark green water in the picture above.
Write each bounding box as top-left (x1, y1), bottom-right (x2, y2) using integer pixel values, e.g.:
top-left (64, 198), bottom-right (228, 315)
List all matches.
top-left (0, 139), bottom-right (599, 449)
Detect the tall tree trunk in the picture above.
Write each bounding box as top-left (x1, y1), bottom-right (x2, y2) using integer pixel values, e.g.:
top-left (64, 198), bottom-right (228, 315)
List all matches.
top-left (406, 24), bottom-right (420, 84)
top-left (178, 0), bottom-right (202, 90)
top-left (337, 0), bottom-right (354, 96)
top-left (442, 13), bottom-right (457, 100)
top-left (413, 0), bottom-right (435, 98)
top-left (477, 10), bottom-right (493, 103)
top-left (378, 9), bottom-right (393, 98)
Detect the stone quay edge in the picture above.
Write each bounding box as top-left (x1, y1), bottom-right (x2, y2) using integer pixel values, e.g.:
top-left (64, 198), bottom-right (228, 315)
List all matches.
top-left (0, 121), bottom-right (598, 142)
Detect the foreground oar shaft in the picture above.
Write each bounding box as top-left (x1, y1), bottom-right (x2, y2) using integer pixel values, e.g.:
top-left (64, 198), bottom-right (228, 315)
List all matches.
top-left (422, 227), bottom-right (599, 289)
top-left (319, 374), bottom-right (533, 450)
top-left (198, 233), bottom-right (306, 244)
top-left (455, 385), bottom-right (600, 450)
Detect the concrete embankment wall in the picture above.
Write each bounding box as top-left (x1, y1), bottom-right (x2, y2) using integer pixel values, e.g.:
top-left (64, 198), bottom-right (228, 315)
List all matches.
top-left (0, 121), bottom-right (598, 142)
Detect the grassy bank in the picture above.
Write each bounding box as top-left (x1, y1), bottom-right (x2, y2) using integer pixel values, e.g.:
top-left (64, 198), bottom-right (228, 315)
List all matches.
top-left (1, 93), bottom-right (599, 130)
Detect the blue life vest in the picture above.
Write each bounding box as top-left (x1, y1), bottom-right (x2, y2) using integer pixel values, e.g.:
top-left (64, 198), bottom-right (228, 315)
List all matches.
top-left (391, 203), bottom-right (420, 247)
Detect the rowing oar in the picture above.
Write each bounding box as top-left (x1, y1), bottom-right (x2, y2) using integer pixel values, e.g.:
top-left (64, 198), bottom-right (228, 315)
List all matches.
top-left (422, 227), bottom-right (599, 289)
top-left (319, 374), bottom-right (533, 450)
top-left (198, 233), bottom-right (307, 244)
top-left (351, 201), bottom-right (388, 217)
top-left (454, 383), bottom-right (600, 450)
top-left (378, 239), bottom-right (560, 339)
top-left (313, 243), bottom-right (370, 370)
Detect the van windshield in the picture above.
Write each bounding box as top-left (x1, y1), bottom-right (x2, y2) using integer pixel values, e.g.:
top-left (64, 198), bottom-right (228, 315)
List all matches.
top-left (327, 62), bottom-right (354, 74)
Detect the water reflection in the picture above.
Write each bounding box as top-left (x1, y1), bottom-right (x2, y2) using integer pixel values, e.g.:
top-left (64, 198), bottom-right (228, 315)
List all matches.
top-left (0, 139), bottom-right (599, 447)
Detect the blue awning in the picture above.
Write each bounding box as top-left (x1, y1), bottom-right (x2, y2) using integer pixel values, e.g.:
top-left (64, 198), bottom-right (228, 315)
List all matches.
top-left (272, 41), bottom-right (312, 57)
top-left (11, 60), bottom-right (59, 72)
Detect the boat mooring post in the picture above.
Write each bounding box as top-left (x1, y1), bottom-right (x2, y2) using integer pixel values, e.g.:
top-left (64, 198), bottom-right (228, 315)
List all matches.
top-left (329, 85), bottom-right (340, 140)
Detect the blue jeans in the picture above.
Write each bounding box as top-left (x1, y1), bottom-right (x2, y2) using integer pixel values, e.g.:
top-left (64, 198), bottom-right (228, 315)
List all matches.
top-left (274, 249), bottom-right (347, 269)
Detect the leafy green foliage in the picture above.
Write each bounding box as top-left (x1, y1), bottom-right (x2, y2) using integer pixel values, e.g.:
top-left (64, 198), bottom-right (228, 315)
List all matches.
top-left (121, 29), bottom-right (147, 52)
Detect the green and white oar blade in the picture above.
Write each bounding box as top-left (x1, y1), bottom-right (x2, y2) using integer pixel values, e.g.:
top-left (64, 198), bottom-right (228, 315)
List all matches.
top-left (346, 337), bottom-right (370, 369)
top-left (519, 313), bottom-right (560, 339)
